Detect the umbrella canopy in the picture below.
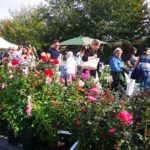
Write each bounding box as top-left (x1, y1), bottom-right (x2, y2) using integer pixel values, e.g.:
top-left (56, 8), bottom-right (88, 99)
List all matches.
top-left (60, 36), bottom-right (107, 46)
top-left (0, 37), bottom-right (18, 49)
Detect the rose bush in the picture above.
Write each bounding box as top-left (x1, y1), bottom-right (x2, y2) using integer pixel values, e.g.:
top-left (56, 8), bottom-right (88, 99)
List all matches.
top-left (0, 64), bottom-right (149, 149)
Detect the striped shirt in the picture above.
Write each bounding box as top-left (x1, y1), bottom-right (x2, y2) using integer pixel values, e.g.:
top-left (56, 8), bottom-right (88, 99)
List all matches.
top-left (139, 55), bottom-right (150, 77)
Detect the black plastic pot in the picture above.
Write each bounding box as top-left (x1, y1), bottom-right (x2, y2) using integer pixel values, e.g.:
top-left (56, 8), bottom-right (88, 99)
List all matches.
top-left (7, 129), bottom-right (19, 145)
top-left (0, 119), bottom-right (7, 136)
top-left (22, 135), bottom-right (38, 150)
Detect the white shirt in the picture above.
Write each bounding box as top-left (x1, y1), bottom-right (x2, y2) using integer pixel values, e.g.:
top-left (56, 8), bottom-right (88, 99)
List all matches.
top-left (76, 52), bottom-right (83, 66)
top-left (66, 57), bottom-right (76, 74)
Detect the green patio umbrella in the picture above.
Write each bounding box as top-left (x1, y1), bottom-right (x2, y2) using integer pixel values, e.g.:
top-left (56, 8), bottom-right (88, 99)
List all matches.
top-left (60, 36), bottom-right (107, 46)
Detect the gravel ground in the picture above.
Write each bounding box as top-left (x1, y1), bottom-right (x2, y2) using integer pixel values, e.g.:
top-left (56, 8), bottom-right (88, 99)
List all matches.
top-left (0, 136), bottom-right (22, 150)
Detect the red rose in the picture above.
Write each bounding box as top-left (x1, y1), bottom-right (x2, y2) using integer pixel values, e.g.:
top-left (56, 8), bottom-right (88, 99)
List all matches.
top-left (108, 128), bottom-right (117, 134)
top-left (24, 56), bottom-right (27, 60)
top-left (118, 111), bottom-right (133, 127)
top-left (12, 59), bottom-right (19, 66)
top-left (71, 75), bottom-right (76, 80)
top-left (81, 106), bottom-right (87, 112)
top-left (53, 59), bottom-right (59, 64)
top-left (75, 119), bottom-right (81, 126)
top-left (45, 69), bottom-right (54, 77)
top-left (41, 55), bottom-right (47, 61)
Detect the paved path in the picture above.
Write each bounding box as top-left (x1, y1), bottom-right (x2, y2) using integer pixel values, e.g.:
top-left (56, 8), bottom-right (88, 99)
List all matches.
top-left (0, 136), bottom-right (22, 150)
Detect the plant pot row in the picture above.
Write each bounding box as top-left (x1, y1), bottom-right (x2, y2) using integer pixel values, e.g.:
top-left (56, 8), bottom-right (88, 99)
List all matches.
top-left (7, 129), bottom-right (74, 150)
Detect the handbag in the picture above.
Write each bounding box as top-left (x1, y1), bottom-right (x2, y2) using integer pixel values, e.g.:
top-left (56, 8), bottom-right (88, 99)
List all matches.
top-left (126, 79), bottom-right (135, 96)
top-left (81, 58), bottom-right (100, 70)
top-left (131, 67), bottom-right (142, 80)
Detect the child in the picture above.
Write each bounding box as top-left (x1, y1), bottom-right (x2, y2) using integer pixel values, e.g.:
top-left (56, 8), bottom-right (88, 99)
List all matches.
top-left (66, 51), bottom-right (77, 83)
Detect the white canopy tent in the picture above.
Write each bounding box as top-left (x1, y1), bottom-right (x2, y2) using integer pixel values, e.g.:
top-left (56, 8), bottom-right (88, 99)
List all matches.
top-left (0, 37), bottom-right (18, 49)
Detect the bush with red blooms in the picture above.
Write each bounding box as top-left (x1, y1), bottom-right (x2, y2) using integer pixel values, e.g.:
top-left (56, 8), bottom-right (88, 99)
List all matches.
top-left (118, 111), bottom-right (133, 127)
top-left (0, 66), bottom-right (149, 149)
top-left (41, 55), bottom-right (47, 61)
top-left (24, 56), bottom-right (27, 60)
top-left (53, 59), bottom-right (59, 64)
top-left (44, 69), bottom-right (54, 77)
top-left (12, 59), bottom-right (19, 66)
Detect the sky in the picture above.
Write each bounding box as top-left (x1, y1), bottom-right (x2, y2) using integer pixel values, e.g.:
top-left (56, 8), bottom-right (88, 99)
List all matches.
top-left (0, 0), bottom-right (44, 19)
top-left (0, 0), bottom-right (150, 19)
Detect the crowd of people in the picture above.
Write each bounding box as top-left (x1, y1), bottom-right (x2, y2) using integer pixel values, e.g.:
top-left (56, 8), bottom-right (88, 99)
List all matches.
top-left (0, 46), bottom-right (36, 69)
top-left (0, 39), bottom-right (150, 93)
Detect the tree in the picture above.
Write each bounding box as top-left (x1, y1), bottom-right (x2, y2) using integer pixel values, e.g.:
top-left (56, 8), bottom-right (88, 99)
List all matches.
top-left (0, 0), bottom-right (149, 49)
top-left (0, 5), bottom-right (47, 48)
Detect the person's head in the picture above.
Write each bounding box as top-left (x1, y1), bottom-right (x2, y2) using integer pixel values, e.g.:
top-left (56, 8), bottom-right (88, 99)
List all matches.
top-left (143, 47), bottom-right (150, 56)
top-left (114, 48), bottom-right (123, 58)
top-left (51, 40), bottom-right (60, 50)
top-left (11, 49), bottom-right (16, 54)
top-left (22, 48), bottom-right (28, 54)
top-left (4, 52), bottom-right (9, 58)
top-left (67, 51), bottom-right (74, 59)
top-left (91, 39), bottom-right (100, 51)
top-left (18, 46), bottom-right (23, 51)
top-left (27, 47), bottom-right (33, 55)
top-left (80, 46), bottom-right (87, 53)
top-left (130, 46), bottom-right (137, 55)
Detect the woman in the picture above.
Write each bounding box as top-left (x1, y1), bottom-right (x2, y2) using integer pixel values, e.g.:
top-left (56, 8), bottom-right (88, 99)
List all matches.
top-left (109, 48), bottom-right (126, 91)
top-left (126, 46), bottom-right (138, 68)
top-left (136, 48), bottom-right (150, 92)
top-left (82, 39), bottom-right (101, 78)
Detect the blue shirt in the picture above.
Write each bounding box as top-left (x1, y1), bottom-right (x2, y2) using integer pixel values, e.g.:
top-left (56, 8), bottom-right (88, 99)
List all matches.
top-left (47, 48), bottom-right (59, 59)
top-left (109, 56), bottom-right (124, 72)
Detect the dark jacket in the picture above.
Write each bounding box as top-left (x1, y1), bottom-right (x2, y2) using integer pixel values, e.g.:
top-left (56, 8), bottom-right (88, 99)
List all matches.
top-left (82, 49), bottom-right (96, 62)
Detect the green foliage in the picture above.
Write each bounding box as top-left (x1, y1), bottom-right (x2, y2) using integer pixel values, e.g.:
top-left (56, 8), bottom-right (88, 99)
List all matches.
top-left (0, 64), bottom-right (150, 149)
top-left (0, 0), bottom-right (149, 50)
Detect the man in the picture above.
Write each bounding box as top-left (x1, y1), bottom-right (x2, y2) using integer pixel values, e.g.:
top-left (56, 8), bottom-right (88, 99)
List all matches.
top-left (47, 40), bottom-right (60, 61)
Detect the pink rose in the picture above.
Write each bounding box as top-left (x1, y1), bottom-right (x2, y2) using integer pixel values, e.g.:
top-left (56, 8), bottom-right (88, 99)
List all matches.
top-left (85, 70), bottom-right (90, 74)
top-left (108, 128), bottom-right (117, 134)
top-left (81, 73), bottom-right (89, 80)
top-left (71, 75), bottom-right (76, 80)
top-left (118, 111), bottom-right (133, 127)
top-left (46, 77), bottom-right (53, 84)
top-left (0, 83), bottom-right (7, 89)
top-left (89, 88), bottom-right (101, 94)
top-left (9, 74), bottom-right (14, 79)
top-left (26, 108), bottom-right (32, 117)
top-left (26, 96), bottom-right (32, 117)
top-left (61, 78), bottom-right (65, 83)
top-left (88, 95), bottom-right (96, 103)
top-left (81, 70), bottom-right (90, 80)
top-left (88, 93), bottom-right (92, 96)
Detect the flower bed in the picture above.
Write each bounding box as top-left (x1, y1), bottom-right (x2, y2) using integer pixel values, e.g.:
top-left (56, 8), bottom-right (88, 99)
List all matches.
top-left (0, 64), bottom-right (150, 149)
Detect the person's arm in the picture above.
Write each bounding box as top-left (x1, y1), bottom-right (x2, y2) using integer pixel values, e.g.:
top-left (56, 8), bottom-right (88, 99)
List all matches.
top-left (134, 57), bottom-right (140, 68)
top-left (110, 58), bottom-right (120, 72)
